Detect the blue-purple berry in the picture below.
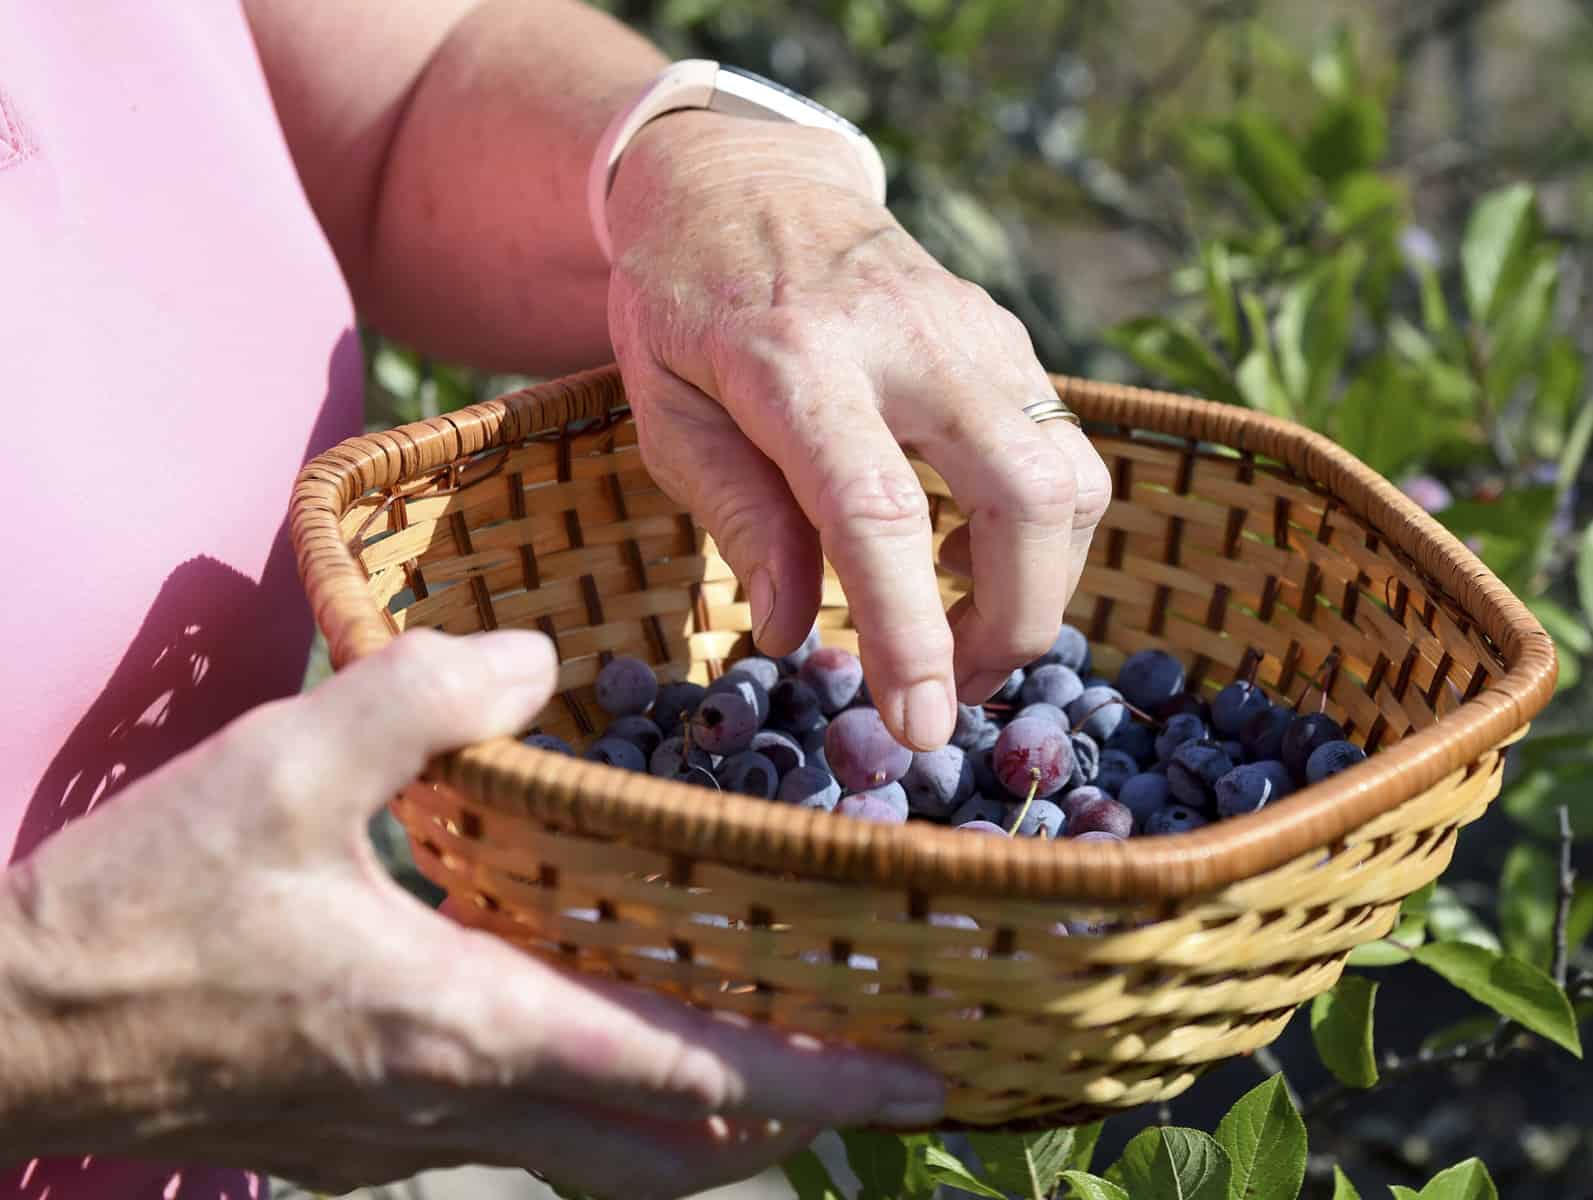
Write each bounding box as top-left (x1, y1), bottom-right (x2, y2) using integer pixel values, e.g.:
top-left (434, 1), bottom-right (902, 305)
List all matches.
top-left (718, 751), bottom-right (780, 798)
top-left (1095, 749), bottom-right (1140, 796)
top-left (839, 781), bottom-right (909, 824)
top-left (1065, 685), bottom-right (1127, 742)
top-left (750, 729), bottom-right (805, 775)
top-left (800, 646), bottom-right (865, 714)
top-left (1240, 704), bottom-right (1293, 763)
top-left (1118, 772), bottom-right (1172, 830)
top-left (1006, 798), bottom-right (1064, 837)
top-left (653, 681), bottom-right (707, 736)
top-left (1212, 680), bottom-right (1270, 737)
top-left (691, 689), bottom-right (761, 755)
top-left (1306, 739), bottom-right (1366, 784)
top-left (1167, 739), bottom-right (1234, 810)
top-left (1144, 805), bottom-right (1209, 835)
top-left (603, 715), bottom-right (663, 760)
top-left (585, 736), bottom-right (646, 772)
top-left (522, 732), bottom-right (574, 755)
top-left (1155, 713), bottom-right (1209, 763)
top-left (902, 745), bottom-right (975, 818)
top-left (1117, 649), bottom-right (1186, 712)
top-left (1282, 713), bottom-right (1347, 782)
top-left (825, 706), bottom-right (913, 792)
top-left (594, 656), bottom-right (658, 717)
top-left (1214, 759), bottom-right (1292, 817)
top-left (1021, 664), bottom-right (1086, 711)
top-left (776, 764), bottom-right (841, 811)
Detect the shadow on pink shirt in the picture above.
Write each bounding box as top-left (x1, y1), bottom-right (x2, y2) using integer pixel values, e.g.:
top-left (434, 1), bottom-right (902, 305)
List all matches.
top-left (6, 332), bottom-right (361, 1200)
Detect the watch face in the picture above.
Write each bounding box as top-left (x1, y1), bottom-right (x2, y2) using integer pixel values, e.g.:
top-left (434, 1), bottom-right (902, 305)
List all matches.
top-left (717, 65), bottom-right (866, 137)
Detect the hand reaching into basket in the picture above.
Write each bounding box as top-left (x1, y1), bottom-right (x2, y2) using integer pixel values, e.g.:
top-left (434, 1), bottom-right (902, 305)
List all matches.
top-left (0, 630), bottom-right (944, 1197)
top-left (604, 113), bottom-right (1113, 753)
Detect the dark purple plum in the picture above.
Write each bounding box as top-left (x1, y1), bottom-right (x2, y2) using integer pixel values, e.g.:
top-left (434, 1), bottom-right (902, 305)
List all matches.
top-left (952, 703), bottom-right (992, 750)
top-left (1066, 731), bottom-right (1100, 789)
top-left (594, 656), bottom-right (658, 717)
top-left (1153, 692), bottom-right (1212, 724)
top-left (750, 729), bottom-right (805, 775)
top-left (970, 744), bottom-right (999, 797)
top-left (800, 646), bottom-right (865, 714)
top-left (957, 819), bottom-right (1008, 835)
top-left (839, 781), bottom-right (909, 824)
top-left (585, 736), bottom-right (646, 772)
top-left (1021, 664), bottom-right (1086, 711)
top-left (1072, 831), bottom-right (1124, 843)
top-left (1306, 739), bottom-right (1366, 783)
top-left (1118, 772), bottom-right (1172, 830)
top-left (653, 681), bottom-right (707, 737)
top-left (1155, 713), bottom-right (1209, 763)
top-left (1068, 796), bottom-right (1133, 838)
top-left (691, 689), bottom-right (761, 755)
top-left (650, 735), bottom-right (714, 780)
top-left (1095, 749), bottom-right (1140, 796)
top-left (1016, 702), bottom-right (1070, 729)
top-left (1144, 805), bottom-right (1209, 835)
top-left (1214, 760), bottom-right (1292, 817)
top-left (1032, 623), bottom-right (1091, 673)
top-left (522, 732), bottom-right (574, 755)
top-left (1282, 713), bottom-right (1347, 782)
top-left (1058, 785), bottom-right (1108, 824)
top-left (603, 715), bottom-right (663, 761)
top-left (1212, 680), bottom-right (1270, 737)
top-left (902, 744), bottom-right (974, 819)
top-left (825, 707), bottom-right (912, 791)
top-left (726, 655), bottom-right (780, 692)
top-left (993, 716), bottom-right (1075, 798)
top-left (1117, 649), bottom-right (1185, 712)
top-left (1065, 686), bottom-right (1127, 742)
top-left (1104, 720), bottom-right (1157, 766)
top-left (707, 672), bottom-right (770, 725)
top-left (1167, 739), bottom-right (1234, 810)
top-left (1006, 798), bottom-right (1064, 837)
top-left (777, 764), bottom-right (841, 811)
top-left (718, 751), bottom-right (780, 799)
top-left (801, 721), bottom-right (830, 772)
top-left (779, 624), bottom-right (823, 675)
top-left (951, 792), bottom-right (1007, 827)
top-left (1240, 704), bottom-right (1293, 763)
top-left (768, 677), bottom-right (823, 735)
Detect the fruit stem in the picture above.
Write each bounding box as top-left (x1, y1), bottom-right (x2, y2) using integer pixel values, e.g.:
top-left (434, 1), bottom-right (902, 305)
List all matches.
top-left (1076, 696), bottom-right (1164, 731)
top-left (1007, 769), bottom-right (1041, 838)
top-left (1292, 649), bottom-right (1342, 714)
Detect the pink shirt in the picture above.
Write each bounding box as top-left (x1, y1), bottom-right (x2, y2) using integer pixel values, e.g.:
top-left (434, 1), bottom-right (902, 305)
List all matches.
top-left (1, 3), bottom-right (362, 1196)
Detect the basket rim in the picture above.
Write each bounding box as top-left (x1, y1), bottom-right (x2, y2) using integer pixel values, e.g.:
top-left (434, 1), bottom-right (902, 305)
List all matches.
top-left (290, 365), bottom-right (1557, 903)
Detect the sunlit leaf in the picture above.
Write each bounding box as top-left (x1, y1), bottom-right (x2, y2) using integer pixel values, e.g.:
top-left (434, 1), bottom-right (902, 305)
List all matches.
top-left (1311, 975), bottom-right (1379, 1087)
top-left (1462, 184), bottom-right (1540, 325)
top-left (1214, 1075), bottom-right (1307, 1199)
top-left (1413, 943), bottom-right (1582, 1057)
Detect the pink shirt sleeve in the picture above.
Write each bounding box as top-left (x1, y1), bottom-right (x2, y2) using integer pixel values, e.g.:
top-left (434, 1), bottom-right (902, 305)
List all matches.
top-left (0, 3), bottom-right (363, 1196)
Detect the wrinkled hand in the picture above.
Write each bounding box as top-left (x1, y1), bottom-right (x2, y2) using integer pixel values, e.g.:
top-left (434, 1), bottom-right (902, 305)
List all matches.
top-left (4, 630), bottom-right (944, 1199)
top-left (606, 113), bottom-right (1113, 751)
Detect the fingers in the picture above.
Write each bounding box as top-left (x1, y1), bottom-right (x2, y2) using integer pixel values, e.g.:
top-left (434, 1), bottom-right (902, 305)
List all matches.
top-left (421, 919), bottom-right (945, 1131)
top-left (718, 357), bottom-right (958, 750)
top-left (289, 627), bottom-right (558, 813)
top-left (627, 366), bottom-right (823, 655)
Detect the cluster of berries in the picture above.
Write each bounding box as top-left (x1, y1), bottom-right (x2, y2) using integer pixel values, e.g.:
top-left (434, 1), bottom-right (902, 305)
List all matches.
top-left (522, 625), bottom-right (1366, 844)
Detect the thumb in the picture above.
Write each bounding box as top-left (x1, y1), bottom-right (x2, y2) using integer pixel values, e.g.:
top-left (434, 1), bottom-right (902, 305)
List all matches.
top-left (300, 628), bottom-right (558, 810)
top-left (630, 367), bottom-right (823, 656)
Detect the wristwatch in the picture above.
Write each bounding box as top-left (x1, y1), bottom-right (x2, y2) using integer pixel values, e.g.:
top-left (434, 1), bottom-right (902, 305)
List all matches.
top-left (587, 59), bottom-right (888, 262)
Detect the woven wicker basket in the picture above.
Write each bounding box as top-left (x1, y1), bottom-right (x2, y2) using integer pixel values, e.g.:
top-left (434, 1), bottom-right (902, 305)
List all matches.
top-left (291, 366), bottom-right (1556, 1130)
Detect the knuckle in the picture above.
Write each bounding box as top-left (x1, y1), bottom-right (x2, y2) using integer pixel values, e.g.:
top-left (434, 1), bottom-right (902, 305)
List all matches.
top-left (1071, 447), bottom-right (1114, 527)
top-left (651, 1035), bottom-right (732, 1116)
top-left (383, 629), bottom-right (478, 719)
top-left (820, 465), bottom-right (931, 540)
top-left (998, 446), bottom-right (1078, 525)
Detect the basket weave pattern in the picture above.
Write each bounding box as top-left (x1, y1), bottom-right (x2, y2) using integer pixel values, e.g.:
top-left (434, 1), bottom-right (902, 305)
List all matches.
top-left (291, 367), bottom-right (1555, 1128)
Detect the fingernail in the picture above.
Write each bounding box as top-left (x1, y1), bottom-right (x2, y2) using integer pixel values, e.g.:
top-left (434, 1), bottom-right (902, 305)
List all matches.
top-left (903, 679), bottom-right (953, 750)
top-left (749, 566), bottom-right (775, 646)
top-left (481, 630), bottom-right (557, 683)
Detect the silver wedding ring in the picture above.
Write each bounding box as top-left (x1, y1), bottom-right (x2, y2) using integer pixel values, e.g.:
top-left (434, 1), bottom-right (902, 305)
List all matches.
top-left (1022, 395), bottom-right (1082, 427)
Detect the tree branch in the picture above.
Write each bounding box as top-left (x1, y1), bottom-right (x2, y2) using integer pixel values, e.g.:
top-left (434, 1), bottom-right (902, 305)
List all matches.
top-left (1551, 804), bottom-right (1576, 989)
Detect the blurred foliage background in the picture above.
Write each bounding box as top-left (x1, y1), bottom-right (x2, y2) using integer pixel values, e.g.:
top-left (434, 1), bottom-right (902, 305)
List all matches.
top-left (351, 1), bottom-right (1593, 1196)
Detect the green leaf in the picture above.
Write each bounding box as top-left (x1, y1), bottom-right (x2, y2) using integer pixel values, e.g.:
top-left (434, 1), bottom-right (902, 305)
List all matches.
top-left (1330, 1165), bottom-right (1363, 1199)
top-left (1578, 524), bottom-right (1593, 629)
top-left (1310, 974), bottom-right (1380, 1087)
top-left (1483, 248), bottom-right (1558, 407)
top-left (782, 1148), bottom-right (846, 1200)
top-left (1413, 942), bottom-right (1582, 1056)
top-left (1203, 242), bottom-right (1241, 357)
top-left (968, 1125), bottom-right (1100, 1197)
top-left (1435, 486), bottom-right (1558, 592)
top-left (1225, 108), bottom-right (1318, 222)
top-left (841, 1131), bottom-right (911, 1200)
top-left (1526, 597), bottom-right (1593, 656)
top-left (1503, 757), bottom-right (1593, 839)
top-left (1214, 1075), bottom-right (1308, 1200)
top-left (1426, 885), bottom-right (1503, 953)
top-left (917, 1141), bottom-right (1007, 1200)
top-left (1273, 248), bottom-right (1364, 423)
top-left (1060, 1172), bottom-right (1130, 1200)
top-left (1107, 317), bottom-right (1243, 406)
top-left (1408, 1158), bottom-right (1499, 1200)
top-left (1462, 184), bottom-right (1541, 326)
top-left (1107, 1128), bottom-right (1232, 1200)
top-left (1236, 290), bottom-right (1293, 418)
top-left (1500, 842), bottom-right (1559, 969)
top-left (1304, 97), bottom-right (1387, 183)
top-left (1348, 883), bottom-right (1432, 965)
top-left (1336, 358), bottom-right (1438, 478)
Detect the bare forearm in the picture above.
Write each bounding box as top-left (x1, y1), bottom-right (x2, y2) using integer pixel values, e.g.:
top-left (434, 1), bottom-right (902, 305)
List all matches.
top-left (248, 0), bottom-right (665, 375)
